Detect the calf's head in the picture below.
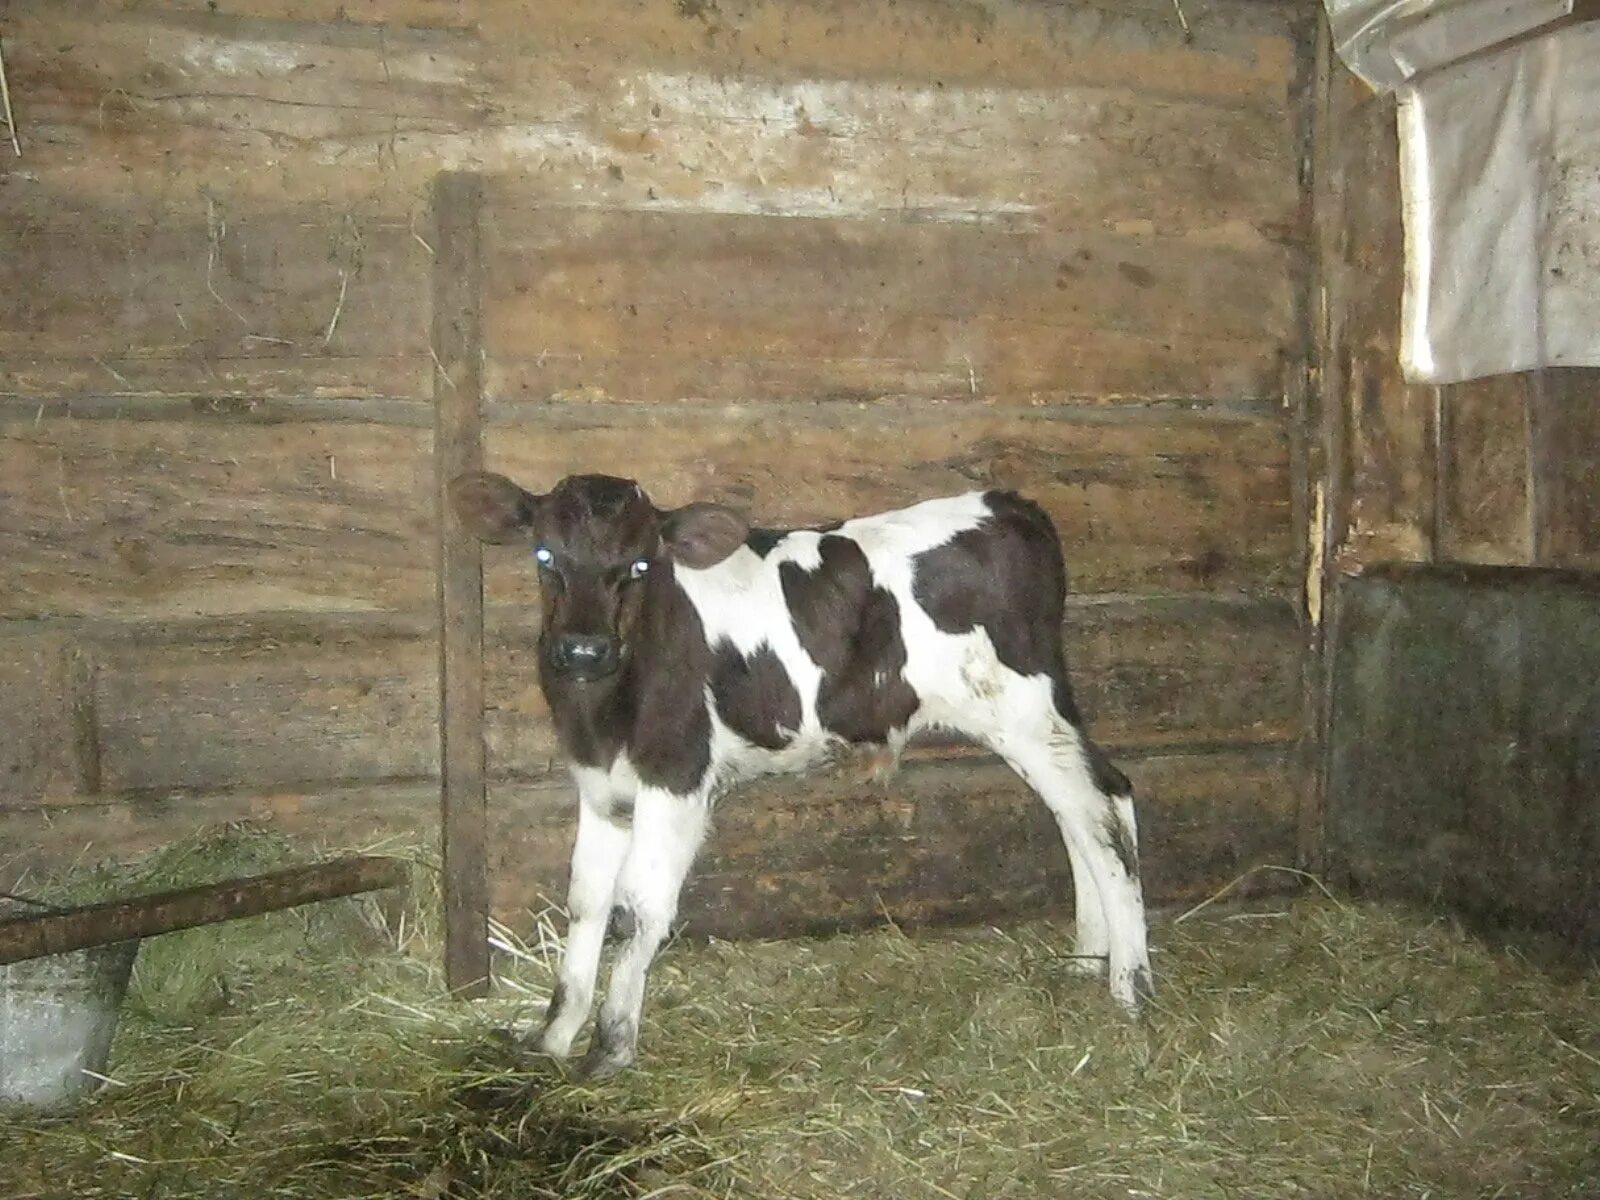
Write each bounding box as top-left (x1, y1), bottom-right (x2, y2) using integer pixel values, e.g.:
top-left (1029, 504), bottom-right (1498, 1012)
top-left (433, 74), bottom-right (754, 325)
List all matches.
top-left (449, 472), bottom-right (749, 683)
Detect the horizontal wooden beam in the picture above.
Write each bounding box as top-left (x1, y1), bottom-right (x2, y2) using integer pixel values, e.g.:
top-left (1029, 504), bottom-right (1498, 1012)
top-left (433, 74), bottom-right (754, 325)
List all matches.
top-left (0, 855), bottom-right (408, 965)
top-left (0, 396), bottom-right (437, 427)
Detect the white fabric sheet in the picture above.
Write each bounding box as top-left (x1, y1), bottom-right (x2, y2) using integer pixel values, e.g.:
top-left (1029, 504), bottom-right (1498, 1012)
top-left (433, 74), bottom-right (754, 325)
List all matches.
top-left (1397, 23), bottom-right (1600, 382)
top-left (1324, 0), bottom-right (1572, 90)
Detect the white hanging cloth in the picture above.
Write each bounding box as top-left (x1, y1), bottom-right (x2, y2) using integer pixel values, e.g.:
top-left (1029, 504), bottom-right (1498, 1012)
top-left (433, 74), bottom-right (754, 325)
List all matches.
top-left (1323, 0), bottom-right (1572, 90)
top-left (1323, 1), bottom-right (1600, 384)
top-left (1397, 23), bottom-right (1600, 383)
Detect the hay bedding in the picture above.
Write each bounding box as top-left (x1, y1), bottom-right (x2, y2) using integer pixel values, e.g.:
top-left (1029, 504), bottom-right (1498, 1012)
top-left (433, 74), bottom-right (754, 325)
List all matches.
top-left (2, 829), bottom-right (1597, 1200)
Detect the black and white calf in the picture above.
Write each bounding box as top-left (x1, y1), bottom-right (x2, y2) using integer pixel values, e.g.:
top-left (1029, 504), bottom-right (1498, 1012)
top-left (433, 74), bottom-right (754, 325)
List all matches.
top-left (450, 470), bottom-right (1153, 1077)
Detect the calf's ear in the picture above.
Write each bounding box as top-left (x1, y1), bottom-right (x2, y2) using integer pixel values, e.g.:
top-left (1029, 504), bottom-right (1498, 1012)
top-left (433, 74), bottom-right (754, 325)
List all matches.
top-left (661, 502), bottom-right (749, 568)
top-left (448, 472), bottom-right (543, 543)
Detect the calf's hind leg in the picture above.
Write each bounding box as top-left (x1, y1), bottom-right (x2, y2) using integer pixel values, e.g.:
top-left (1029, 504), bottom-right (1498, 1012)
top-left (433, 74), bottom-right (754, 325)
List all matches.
top-left (994, 726), bottom-right (1153, 1012)
top-left (1062, 836), bottom-right (1110, 977)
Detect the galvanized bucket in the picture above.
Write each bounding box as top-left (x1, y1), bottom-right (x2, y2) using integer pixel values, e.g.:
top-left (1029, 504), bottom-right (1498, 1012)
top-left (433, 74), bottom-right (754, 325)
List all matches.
top-left (0, 897), bottom-right (140, 1110)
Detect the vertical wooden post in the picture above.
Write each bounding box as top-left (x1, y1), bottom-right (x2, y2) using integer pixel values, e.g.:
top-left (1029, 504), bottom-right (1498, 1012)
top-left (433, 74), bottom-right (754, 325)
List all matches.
top-left (1295, 7), bottom-right (1334, 876)
top-left (432, 171), bottom-right (489, 997)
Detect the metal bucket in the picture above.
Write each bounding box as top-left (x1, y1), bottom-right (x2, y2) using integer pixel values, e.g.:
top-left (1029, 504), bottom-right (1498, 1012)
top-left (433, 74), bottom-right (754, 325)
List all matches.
top-left (0, 940), bottom-right (140, 1110)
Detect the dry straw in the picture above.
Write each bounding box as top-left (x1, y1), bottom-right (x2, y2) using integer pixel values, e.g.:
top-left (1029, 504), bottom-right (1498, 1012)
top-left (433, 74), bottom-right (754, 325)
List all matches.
top-left (3, 826), bottom-right (1597, 1199)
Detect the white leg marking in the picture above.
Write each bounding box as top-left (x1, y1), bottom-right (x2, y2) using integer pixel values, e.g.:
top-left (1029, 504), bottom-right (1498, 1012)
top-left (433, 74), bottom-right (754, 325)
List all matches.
top-left (582, 788), bottom-right (709, 1077)
top-left (1064, 836), bottom-right (1110, 977)
top-left (994, 724), bottom-right (1152, 1013)
top-left (539, 785), bottom-right (630, 1059)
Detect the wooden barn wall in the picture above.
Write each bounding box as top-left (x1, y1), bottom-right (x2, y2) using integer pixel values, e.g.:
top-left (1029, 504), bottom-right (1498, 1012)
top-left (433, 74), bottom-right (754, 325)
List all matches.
top-left (1316, 49), bottom-right (1600, 939)
top-left (1, 0), bottom-right (1315, 934)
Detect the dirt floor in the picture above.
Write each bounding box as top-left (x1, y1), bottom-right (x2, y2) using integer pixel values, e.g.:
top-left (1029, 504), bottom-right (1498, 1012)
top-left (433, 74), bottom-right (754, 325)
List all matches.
top-left (2, 830), bottom-right (1598, 1199)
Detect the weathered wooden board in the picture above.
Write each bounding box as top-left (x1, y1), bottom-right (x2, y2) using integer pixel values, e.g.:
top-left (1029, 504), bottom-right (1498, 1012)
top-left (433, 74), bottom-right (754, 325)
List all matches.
top-left (1, 9), bottom-right (481, 216)
top-left (487, 747), bottom-right (1298, 936)
top-left (0, 421), bottom-right (433, 618)
top-left (1537, 369), bottom-right (1600, 571)
top-left (484, 596), bottom-right (1304, 780)
top-left (0, 194), bottom-right (430, 400)
top-left (0, 634), bottom-right (78, 806)
top-left (60, 0), bottom-right (1297, 99)
top-left (480, 67), bottom-right (1298, 235)
top-left (478, 407), bottom-right (1295, 599)
top-left (1322, 88), bottom-right (1435, 570)
top-left (88, 633), bottom-right (438, 795)
top-left (4, 2), bottom-right (1299, 228)
top-left (1437, 374), bottom-right (1533, 565)
top-left (1068, 596), bottom-right (1303, 747)
top-left (0, 855), bottom-right (409, 966)
top-left (482, 208), bottom-right (1295, 405)
top-left (1327, 567), bottom-right (1600, 947)
top-left (0, 782), bottom-right (441, 891)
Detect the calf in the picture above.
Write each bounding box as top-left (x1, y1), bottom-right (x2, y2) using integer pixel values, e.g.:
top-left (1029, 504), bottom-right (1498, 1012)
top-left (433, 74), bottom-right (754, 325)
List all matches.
top-left (450, 470), bottom-right (1153, 1077)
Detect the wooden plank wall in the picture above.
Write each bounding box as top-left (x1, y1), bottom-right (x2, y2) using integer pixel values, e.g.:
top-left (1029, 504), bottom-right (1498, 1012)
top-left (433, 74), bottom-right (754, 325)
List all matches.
top-left (1, 0), bottom-right (1316, 934)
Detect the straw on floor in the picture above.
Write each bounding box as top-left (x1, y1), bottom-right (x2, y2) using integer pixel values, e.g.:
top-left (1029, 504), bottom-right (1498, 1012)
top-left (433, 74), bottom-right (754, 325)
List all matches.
top-left (2, 825), bottom-right (1597, 1199)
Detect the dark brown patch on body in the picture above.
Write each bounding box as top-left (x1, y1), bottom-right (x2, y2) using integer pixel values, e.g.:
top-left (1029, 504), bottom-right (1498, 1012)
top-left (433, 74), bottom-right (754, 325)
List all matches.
top-left (710, 641), bottom-right (801, 750)
top-left (914, 492), bottom-right (1134, 805)
top-left (745, 527), bottom-right (789, 557)
top-left (911, 490), bottom-right (1085, 725)
top-left (621, 567), bottom-right (713, 794)
top-left (780, 536), bottom-right (919, 743)
top-left (746, 521), bottom-right (841, 558)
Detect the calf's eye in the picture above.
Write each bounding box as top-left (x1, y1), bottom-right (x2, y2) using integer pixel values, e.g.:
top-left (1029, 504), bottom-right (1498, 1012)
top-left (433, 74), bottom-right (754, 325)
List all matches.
top-left (629, 559), bottom-right (650, 580)
top-left (534, 546), bottom-right (554, 566)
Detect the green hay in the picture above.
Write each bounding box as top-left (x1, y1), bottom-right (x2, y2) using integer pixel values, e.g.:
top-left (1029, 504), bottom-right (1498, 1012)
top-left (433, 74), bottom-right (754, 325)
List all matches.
top-left (3, 827), bottom-right (1598, 1199)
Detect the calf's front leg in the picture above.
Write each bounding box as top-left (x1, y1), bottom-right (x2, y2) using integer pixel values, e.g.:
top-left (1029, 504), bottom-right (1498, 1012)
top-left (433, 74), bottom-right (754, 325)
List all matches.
top-left (579, 788), bottom-right (709, 1078)
top-left (538, 782), bottom-right (630, 1059)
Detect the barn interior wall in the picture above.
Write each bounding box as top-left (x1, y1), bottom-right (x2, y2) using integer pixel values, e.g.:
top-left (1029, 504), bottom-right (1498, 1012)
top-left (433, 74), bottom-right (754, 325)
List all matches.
top-left (1316, 50), bottom-right (1600, 945)
top-left (2, 0), bottom-right (1316, 932)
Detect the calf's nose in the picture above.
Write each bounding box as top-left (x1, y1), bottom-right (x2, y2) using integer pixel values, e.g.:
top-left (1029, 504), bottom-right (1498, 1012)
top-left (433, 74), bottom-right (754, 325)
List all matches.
top-left (550, 634), bottom-right (619, 677)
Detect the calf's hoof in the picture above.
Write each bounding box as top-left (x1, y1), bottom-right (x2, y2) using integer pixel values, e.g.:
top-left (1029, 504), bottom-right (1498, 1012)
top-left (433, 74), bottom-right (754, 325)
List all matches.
top-left (574, 1015), bottom-right (638, 1080)
top-left (575, 1043), bottom-right (635, 1080)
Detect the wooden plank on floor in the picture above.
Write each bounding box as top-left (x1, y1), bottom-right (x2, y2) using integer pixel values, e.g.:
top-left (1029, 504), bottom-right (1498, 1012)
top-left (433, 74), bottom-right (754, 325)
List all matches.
top-left (433, 170), bottom-right (490, 997)
top-left (0, 856), bottom-right (409, 966)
